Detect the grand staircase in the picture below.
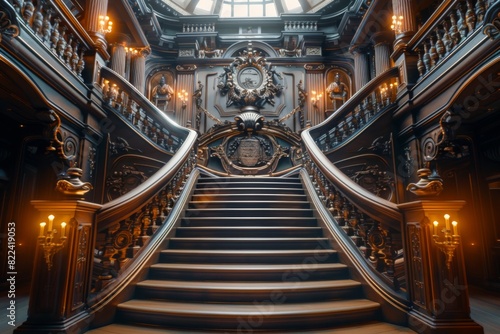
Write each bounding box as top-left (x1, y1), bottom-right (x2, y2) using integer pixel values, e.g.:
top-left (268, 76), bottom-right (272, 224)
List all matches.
top-left (88, 175), bottom-right (413, 333)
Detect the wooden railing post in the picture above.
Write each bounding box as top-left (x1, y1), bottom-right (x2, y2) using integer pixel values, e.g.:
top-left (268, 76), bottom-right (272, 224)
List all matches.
top-left (398, 200), bottom-right (483, 334)
top-left (14, 200), bottom-right (101, 333)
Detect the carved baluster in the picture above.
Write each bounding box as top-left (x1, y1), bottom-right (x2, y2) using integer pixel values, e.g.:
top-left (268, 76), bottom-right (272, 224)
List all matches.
top-left (50, 17), bottom-right (60, 53)
top-left (41, 8), bottom-right (52, 43)
top-left (57, 26), bottom-right (67, 59)
top-left (456, 5), bottom-right (468, 39)
top-left (422, 42), bottom-right (432, 72)
top-left (449, 12), bottom-right (461, 46)
top-left (435, 27), bottom-right (446, 60)
top-left (71, 41), bottom-right (80, 72)
top-left (76, 48), bottom-right (86, 77)
top-left (65, 35), bottom-right (73, 65)
top-left (442, 21), bottom-right (453, 54)
top-left (32, 2), bottom-right (43, 37)
top-left (475, 0), bottom-right (486, 22)
top-left (428, 35), bottom-right (439, 67)
top-left (22, 0), bottom-right (34, 24)
top-left (466, 0), bottom-right (477, 32)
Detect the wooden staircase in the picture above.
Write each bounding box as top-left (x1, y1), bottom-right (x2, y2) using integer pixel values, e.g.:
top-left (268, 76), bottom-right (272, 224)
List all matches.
top-left (88, 176), bottom-right (413, 333)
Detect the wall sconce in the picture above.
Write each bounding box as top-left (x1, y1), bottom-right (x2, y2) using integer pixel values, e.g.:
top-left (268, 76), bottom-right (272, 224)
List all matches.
top-left (39, 215), bottom-right (67, 270)
top-left (177, 89), bottom-right (189, 113)
top-left (432, 214), bottom-right (460, 269)
top-left (391, 15), bottom-right (403, 34)
top-left (311, 90), bottom-right (323, 112)
top-left (98, 15), bottom-right (113, 35)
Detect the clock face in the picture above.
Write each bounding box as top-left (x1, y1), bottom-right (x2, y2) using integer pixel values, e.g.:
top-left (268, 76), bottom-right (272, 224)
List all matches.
top-left (237, 67), bottom-right (263, 89)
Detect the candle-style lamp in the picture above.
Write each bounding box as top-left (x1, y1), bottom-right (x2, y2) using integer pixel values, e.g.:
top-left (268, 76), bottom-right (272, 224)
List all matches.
top-left (432, 214), bottom-right (461, 269)
top-left (38, 215), bottom-right (68, 270)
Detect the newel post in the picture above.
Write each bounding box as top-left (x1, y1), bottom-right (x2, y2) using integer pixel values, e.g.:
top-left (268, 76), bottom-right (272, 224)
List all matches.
top-left (15, 168), bottom-right (102, 333)
top-left (398, 200), bottom-right (483, 334)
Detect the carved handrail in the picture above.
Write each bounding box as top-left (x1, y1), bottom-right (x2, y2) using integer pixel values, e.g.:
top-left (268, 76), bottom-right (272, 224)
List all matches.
top-left (310, 67), bottom-right (399, 152)
top-left (100, 66), bottom-right (188, 153)
top-left (407, 0), bottom-right (489, 78)
top-left (302, 68), bottom-right (403, 290)
top-left (97, 67), bottom-right (196, 225)
top-left (91, 66), bottom-right (198, 291)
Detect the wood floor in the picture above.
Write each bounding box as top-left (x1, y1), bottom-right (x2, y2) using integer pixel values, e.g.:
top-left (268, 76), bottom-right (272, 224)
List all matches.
top-left (1, 284), bottom-right (499, 333)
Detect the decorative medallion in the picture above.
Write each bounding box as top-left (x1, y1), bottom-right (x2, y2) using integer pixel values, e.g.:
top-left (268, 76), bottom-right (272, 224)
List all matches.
top-left (217, 42), bottom-right (283, 110)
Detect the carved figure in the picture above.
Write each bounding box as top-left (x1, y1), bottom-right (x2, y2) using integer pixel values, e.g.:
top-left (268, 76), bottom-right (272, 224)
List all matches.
top-left (326, 72), bottom-right (349, 111)
top-left (152, 75), bottom-right (173, 111)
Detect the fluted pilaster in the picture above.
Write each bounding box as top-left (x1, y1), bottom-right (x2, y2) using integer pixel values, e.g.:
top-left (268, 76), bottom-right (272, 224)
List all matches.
top-left (352, 47), bottom-right (370, 92)
top-left (130, 49), bottom-right (149, 94)
top-left (305, 71), bottom-right (325, 126)
top-left (111, 43), bottom-right (127, 77)
top-left (176, 71), bottom-right (195, 127)
top-left (372, 33), bottom-right (393, 76)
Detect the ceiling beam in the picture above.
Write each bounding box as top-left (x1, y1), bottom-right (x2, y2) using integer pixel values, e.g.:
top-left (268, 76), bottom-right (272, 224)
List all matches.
top-left (274, 0), bottom-right (285, 14)
top-left (213, 0), bottom-right (224, 15)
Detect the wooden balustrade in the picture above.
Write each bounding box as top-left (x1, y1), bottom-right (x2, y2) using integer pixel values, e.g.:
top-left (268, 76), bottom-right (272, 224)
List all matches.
top-left (312, 67), bottom-right (399, 153)
top-left (101, 66), bottom-right (184, 153)
top-left (8, 0), bottom-right (94, 78)
top-left (409, 0), bottom-right (490, 78)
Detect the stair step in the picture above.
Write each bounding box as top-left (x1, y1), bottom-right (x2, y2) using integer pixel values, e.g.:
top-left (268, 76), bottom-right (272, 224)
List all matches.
top-left (149, 262), bottom-right (349, 281)
top-left (87, 322), bottom-right (416, 334)
top-left (191, 193), bottom-right (308, 201)
top-left (180, 216), bottom-right (319, 227)
top-left (116, 299), bottom-right (380, 330)
top-left (188, 200), bottom-right (310, 209)
top-left (197, 176), bottom-right (301, 184)
top-left (183, 208), bottom-right (314, 217)
top-left (159, 249), bottom-right (338, 264)
top-left (169, 237), bottom-right (330, 250)
top-left (194, 187), bottom-right (306, 195)
top-left (175, 226), bottom-right (323, 238)
top-left (195, 181), bottom-right (303, 189)
top-left (135, 279), bottom-right (363, 303)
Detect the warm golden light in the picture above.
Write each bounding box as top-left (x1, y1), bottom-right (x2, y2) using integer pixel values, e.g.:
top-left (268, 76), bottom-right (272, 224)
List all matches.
top-left (40, 222), bottom-right (46, 237)
top-left (391, 15), bottom-right (403, 33)
top-left (452, 221), bottom-right (458, 236)
top-left (48, 215), bottom-right (54, 232)
top-left (433, 220), bottom-right (439, 235)
top-left (98, 15), bottom-right (113, 35)
top-left (61, 222), bottom-right (67, 238)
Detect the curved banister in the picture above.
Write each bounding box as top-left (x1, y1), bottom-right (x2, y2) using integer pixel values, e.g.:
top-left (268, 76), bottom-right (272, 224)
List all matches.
top-left (303, 132), bottom-right (402, 224)
top-left (96, 66), bottom-right (197, 227)
top-left (303, 66), bottom-right (402, 225)
top-left (96, 130), bottom-right (197, 227)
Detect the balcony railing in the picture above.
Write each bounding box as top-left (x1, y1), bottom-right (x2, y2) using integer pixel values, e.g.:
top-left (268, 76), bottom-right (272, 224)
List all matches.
top-left (408, 0), bottom-right (490, 79)
top-left (312, 67), bottom-right (399, 153)
top-left (7, 0), bottom-right (94, 79)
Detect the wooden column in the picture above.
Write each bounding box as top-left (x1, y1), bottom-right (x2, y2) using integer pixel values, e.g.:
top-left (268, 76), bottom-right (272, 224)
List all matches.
top-left (398, 200), bottom-right (483, 334)
top-left (83, 0), bottom-right (109, 53)
top-left (14, 200), bottom-right (101, 333)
